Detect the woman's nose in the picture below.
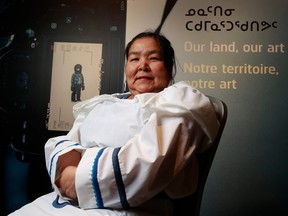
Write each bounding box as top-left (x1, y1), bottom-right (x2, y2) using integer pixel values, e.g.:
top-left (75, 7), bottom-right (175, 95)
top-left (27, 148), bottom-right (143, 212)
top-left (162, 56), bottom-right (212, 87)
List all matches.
top-left (138, 60), bottom-right (150, 71)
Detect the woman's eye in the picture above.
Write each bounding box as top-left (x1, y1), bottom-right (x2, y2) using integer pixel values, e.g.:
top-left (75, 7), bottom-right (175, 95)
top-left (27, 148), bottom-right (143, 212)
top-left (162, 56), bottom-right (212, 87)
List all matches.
top-left (130, 57), bottom-right (139, 62)
top-left (150, 57), bottom-right (160, 61)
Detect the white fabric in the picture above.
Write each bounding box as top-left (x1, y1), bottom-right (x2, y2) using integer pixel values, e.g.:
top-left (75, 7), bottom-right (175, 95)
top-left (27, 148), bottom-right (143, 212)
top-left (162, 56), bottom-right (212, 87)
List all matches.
top-left (9, 192), bottom-right (174, 216)
top-left (9, 81), bottom-right (220, 216)
top-left (80, 98), bottom-right (143, 148)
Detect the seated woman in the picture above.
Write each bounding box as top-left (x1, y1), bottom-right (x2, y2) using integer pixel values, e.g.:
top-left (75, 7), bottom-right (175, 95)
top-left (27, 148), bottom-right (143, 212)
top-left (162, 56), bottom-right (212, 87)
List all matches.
top-left (9, 31), bottom-right (220, 216)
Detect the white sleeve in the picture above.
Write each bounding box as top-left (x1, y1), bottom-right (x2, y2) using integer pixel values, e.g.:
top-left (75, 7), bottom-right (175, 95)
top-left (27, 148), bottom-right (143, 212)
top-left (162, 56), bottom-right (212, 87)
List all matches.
top-left (44, 100), bottom-right (92, 196)
top-left (44, 135), bottom-right (85, 197)
top-left (44, 94), bottom-right (128, 199)
top-left (75, 83), bottom-right (220, 209)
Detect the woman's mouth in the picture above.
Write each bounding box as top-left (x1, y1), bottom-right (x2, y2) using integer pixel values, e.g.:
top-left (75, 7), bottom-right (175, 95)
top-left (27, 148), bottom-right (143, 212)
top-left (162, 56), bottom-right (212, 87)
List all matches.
top-left (136, 76), bottom-right (153, 81)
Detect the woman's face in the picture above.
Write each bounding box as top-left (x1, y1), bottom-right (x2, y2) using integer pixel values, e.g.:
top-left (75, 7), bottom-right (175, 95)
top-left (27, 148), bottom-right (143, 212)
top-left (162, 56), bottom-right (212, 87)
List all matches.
top-left (125, 37), bottom-right (170, 98)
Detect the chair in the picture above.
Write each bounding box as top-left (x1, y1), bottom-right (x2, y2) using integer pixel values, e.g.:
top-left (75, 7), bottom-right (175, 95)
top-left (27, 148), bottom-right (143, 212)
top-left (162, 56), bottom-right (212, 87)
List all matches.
top-left (173, 95), bottom-right (228, 216)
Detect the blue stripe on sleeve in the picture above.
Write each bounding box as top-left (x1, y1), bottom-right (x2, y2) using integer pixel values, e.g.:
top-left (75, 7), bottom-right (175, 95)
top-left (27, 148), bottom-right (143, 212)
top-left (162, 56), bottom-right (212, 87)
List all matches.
top-left (55, 140), bottom-right (69, 147)
top-left (91, 147), bottom-right (106, 208)
top-left (49, 142), bottom-right (81, 176)
top-left (112, 147), bottom-right (130, 209)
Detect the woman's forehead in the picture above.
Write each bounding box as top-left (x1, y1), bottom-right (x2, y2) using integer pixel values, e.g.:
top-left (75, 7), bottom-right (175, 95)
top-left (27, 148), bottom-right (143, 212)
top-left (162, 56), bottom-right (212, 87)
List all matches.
top-left (128, 38), bottom-right (161, 55)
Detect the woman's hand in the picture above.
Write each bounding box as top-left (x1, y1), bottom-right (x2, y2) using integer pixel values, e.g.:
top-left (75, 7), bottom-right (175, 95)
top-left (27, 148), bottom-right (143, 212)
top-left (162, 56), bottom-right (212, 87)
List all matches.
top-left (56, 150), bottom-right (81, 200)
top-left (57, 166), bottom-right (78, 200)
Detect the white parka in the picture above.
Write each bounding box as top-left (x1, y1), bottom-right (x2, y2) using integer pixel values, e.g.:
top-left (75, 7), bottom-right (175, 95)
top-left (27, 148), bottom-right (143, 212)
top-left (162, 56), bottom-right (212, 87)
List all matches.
top-left (45, 81), bottom-right (219, 210)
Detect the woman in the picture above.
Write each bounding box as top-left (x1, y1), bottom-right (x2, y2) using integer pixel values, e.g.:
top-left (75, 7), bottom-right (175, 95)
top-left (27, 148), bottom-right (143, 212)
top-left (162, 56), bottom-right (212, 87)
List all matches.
top-left (9, 32), bottom-right (219, 215)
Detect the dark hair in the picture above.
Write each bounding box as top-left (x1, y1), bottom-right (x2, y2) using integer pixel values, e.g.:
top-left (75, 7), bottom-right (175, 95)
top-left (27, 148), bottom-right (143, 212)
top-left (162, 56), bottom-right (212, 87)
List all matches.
top-left (74, 64), bottom-right (82, 70)
top-left (125, 31), bottom-right (176, 82)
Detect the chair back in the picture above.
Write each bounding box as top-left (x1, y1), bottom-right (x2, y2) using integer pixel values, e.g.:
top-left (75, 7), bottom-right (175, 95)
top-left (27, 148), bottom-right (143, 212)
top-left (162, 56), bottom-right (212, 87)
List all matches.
top-left (173, 95), bottom-right (228, 216)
